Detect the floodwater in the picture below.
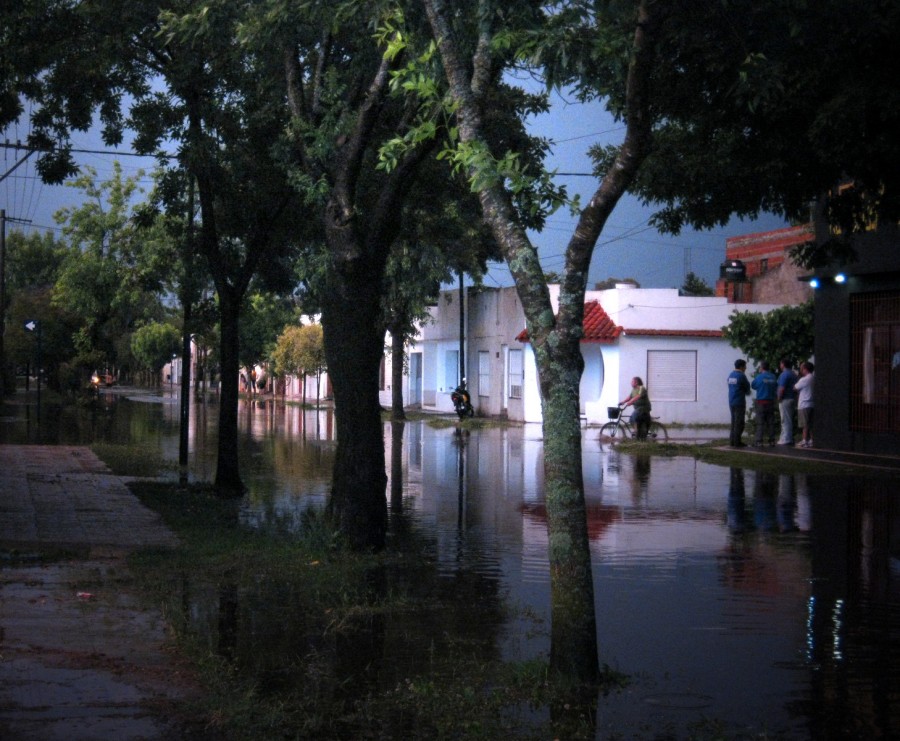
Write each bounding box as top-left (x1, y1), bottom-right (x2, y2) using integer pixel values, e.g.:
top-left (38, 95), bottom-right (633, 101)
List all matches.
top-left (3, 386), bottom-right (898, 739)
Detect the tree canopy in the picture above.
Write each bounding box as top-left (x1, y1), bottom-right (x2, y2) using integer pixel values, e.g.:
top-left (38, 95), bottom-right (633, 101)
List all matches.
top-left (723, 302), bottom-right (815, 369)
top-left (131, 322), bottom-right (182, 375)
top-left (50, 164), bottom-right (169, 374)
top-left (680, 272), bottom-right (714, 297)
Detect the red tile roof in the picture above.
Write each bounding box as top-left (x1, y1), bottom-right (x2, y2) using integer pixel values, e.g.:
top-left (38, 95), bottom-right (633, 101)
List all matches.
top-left (623, 328), bottom-right (724, 337)
top-left (517, 301), bottom-right (621, 343)
top-left (516, 301), bottom-right (726, 343)
top-left (583, 301), bottom-right (622, 342)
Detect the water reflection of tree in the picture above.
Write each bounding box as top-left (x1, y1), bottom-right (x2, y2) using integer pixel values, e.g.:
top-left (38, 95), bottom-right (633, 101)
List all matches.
top-left (173, 537), bottom-right (507, 737)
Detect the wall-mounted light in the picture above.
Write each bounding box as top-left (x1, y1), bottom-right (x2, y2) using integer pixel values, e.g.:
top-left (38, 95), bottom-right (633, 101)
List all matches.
top-left (809, 278), bottom-right (820, 289)
top-left (834, 273), bottom-right (847, 284)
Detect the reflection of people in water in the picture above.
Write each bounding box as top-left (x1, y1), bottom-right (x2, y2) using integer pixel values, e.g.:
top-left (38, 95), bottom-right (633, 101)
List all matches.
top-left (726, 467), bottom-right (747, 533)
top-left (634, 454), bottom-right (651, 483)
top-left (630, 454), bottom-right (651, 502)
top-left (794, 475), bottom-right (811, 532)
top-left (752, 471), bottom-right (778, 532)
top-left (776, 474), bottom-right (798, 532)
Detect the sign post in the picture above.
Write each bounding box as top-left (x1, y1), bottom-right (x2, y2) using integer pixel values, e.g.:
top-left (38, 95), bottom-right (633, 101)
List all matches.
top-left (24, 320), bottom-right (41, 421)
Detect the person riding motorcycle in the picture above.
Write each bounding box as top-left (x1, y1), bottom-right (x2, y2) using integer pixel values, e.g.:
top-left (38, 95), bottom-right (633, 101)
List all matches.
top-left (451, 378), bottom-right (474, 418)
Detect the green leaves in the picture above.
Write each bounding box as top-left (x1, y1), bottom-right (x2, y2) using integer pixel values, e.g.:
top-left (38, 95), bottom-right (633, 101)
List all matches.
top-left (131, 322), bottom-right (182, 373)
top-left (723, 301), bottom-right (814, 367)
top-left (272, 322), bottom-right (325, 379)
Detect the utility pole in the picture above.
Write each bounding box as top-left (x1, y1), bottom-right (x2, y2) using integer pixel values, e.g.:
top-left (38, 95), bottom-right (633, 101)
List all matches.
top-left (0, 209), bottom-right (6, 397)
top-left (178, 178), bottom-right (195, 487)
top-left (458, 271), bottom-right (465, 385)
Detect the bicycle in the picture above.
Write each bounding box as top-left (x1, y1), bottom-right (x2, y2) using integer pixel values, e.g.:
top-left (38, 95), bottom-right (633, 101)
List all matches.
top-left (599, 405), bottom-right (669, 444)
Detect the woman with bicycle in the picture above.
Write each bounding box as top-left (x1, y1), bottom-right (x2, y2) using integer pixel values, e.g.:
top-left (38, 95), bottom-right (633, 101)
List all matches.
top-left (621, 376), bottom-right (652, 441)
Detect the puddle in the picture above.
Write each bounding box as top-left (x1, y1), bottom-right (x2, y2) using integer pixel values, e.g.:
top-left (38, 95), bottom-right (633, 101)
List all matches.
top-left (2, 389), bottom-right (898, 738)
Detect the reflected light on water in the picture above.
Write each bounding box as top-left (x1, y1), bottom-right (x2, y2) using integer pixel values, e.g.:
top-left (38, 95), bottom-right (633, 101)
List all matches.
top-left (3, 388), bottom-right (897, 739)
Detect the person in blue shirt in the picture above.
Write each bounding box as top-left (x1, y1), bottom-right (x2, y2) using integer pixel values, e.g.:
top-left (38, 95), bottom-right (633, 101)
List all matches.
top-left (777, 358), bottom-right (798, 445)
top-left (751, 361), bottom-right (778, 446)
top-left (727, 359), bottom-right (751, 447)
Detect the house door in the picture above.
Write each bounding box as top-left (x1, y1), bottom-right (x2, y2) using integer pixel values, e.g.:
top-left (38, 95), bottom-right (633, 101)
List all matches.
top-left (409, 352), bottom-right (423, 406)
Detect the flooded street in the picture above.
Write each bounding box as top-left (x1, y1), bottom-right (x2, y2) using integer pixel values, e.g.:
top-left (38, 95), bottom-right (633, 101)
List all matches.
top-left (2, 387), bottom-right (898, 739)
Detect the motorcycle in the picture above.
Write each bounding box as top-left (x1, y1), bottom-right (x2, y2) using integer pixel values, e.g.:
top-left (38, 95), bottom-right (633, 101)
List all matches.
top-left (451, 379), bottom-right (475, 418)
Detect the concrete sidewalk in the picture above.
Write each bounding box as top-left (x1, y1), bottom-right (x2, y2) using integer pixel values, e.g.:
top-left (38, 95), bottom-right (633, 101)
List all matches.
top-left (0, 445), bottom-right (178, 554)
top-left (0, 445), bottom-right (198, 740)
top-left (723, 441), bottom-right (900, 473)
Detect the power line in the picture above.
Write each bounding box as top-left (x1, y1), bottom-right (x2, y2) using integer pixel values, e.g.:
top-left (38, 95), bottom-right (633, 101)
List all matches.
top-left (549, 126), bottom-right (626, 145)
top-left (1, 140), bottom-right (173, 160)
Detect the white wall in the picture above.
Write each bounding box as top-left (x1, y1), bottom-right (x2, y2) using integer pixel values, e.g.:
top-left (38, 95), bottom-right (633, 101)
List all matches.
top-left (615, 336), bottom-right (740, 425)
top-left (384, 284), bottom-right (784, 426)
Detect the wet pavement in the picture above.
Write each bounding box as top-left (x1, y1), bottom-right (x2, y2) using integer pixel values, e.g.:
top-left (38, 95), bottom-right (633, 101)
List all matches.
top-left (716, 441), bottom-right (900, 473)
top-left (2, 400), bottom-right (898, 740)
top-left (0, 445), bottom-right (196, 741)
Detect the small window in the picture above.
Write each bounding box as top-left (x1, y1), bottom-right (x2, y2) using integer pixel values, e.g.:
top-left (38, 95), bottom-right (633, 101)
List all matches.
top-left (508, 349), bottom-right (523, 399)
top-left (647, 350), bottom-right (697, 401)
top-left (760, 258), bottom-right (768, 273)
top-left (478, 351), bottom-right (490, 397)
top-left (444, 350), bottom-right (459, 390)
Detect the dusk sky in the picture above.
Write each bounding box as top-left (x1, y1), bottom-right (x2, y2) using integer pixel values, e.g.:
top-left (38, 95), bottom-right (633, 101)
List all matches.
top-left (2, 86), bottom-right (788, 290)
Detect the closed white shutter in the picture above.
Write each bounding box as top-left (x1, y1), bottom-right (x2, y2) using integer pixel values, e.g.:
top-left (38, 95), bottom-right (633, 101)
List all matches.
top-left (647, 350), bottom-right (697, 401)
top-left (478, 351), bottom-right (490, 397)
top-left (445, 350), bottom-right (459, 390)
top-left (508, 349), bottom-right (523, 399)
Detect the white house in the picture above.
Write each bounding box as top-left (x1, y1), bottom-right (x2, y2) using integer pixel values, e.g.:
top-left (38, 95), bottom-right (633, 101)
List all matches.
top-left (381, 284), bottom-right (785, 426)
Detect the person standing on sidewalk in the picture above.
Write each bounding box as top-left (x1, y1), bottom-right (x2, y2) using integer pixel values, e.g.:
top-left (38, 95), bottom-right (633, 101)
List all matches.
top-left (728, 359), bottom-right (751, 447)
top-left (751, 361), bottom-right (778, 446)
top-left (794, 361), bottom-right (815, 447)
top-left (777, 358), bottom-right (798, 445)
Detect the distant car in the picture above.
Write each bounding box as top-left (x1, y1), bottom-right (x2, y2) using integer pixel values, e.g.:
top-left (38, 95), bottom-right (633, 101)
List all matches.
top-left (91, 372), bottom-right (115, 387)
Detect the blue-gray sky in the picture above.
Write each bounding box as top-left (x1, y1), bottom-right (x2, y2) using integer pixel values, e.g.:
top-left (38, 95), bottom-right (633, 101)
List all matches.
top-left (484, 86), bottom-right (789, 290)
top-left (3, 89), bottom-right (787, 289)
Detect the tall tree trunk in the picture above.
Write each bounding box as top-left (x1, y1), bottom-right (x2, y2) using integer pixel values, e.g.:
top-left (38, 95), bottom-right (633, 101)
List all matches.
top-left (536, 339), bottom-right (597, 681)
top-left (322, 265), bottom-right (388, 551)
top-left (179, 299), bottom-right (192, 487)
top-left (422, 0), bottom-right (658, 685)
top-left (390, 316), bottom-right (406, 420)
top-left (215, 287), bottom-right (243, 496)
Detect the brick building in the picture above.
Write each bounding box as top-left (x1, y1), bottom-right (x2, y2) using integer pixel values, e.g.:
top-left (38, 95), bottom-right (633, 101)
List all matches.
top-left (716, 223), bottom-right (815, 305)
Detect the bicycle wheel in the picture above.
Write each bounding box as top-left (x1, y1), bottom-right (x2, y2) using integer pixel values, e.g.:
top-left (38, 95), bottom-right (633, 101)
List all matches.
top-left (647, 420), bottom-right (669, 442)
top-left (599, 421), bottom-right (631, 444)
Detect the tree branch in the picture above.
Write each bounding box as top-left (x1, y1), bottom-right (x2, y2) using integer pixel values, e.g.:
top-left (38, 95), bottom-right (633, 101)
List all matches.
top-left (422, 0), bottom-right (551, 337)
top-left (557, 0), bottom-right (658, 330)
top-left (471, 0), bottom-right (495, 100)
top-left (366, 136), bottom-right (438, 257)
top-left (331, 51), bottom-right (394, 226)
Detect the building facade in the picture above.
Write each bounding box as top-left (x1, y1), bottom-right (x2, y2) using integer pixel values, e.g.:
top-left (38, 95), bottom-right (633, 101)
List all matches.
top-left (384, 284), bottom-right (785, 426)
top-left (808, 221), bottom-right (900, 455)
top-left (716, 224), bottom-right (815, 305)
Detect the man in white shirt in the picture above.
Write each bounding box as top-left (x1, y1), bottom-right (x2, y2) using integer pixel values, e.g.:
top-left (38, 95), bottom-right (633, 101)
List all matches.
top-left (794, 361), bottom-right (815, 448)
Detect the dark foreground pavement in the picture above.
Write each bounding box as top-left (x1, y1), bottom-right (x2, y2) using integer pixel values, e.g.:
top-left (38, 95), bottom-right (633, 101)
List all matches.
top-left (0, 446), bottom-right (200, 741)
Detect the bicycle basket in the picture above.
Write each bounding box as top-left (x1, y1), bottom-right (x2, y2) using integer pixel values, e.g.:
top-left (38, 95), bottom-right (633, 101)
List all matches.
top-left (607, 406), bottom-right (620, 419)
